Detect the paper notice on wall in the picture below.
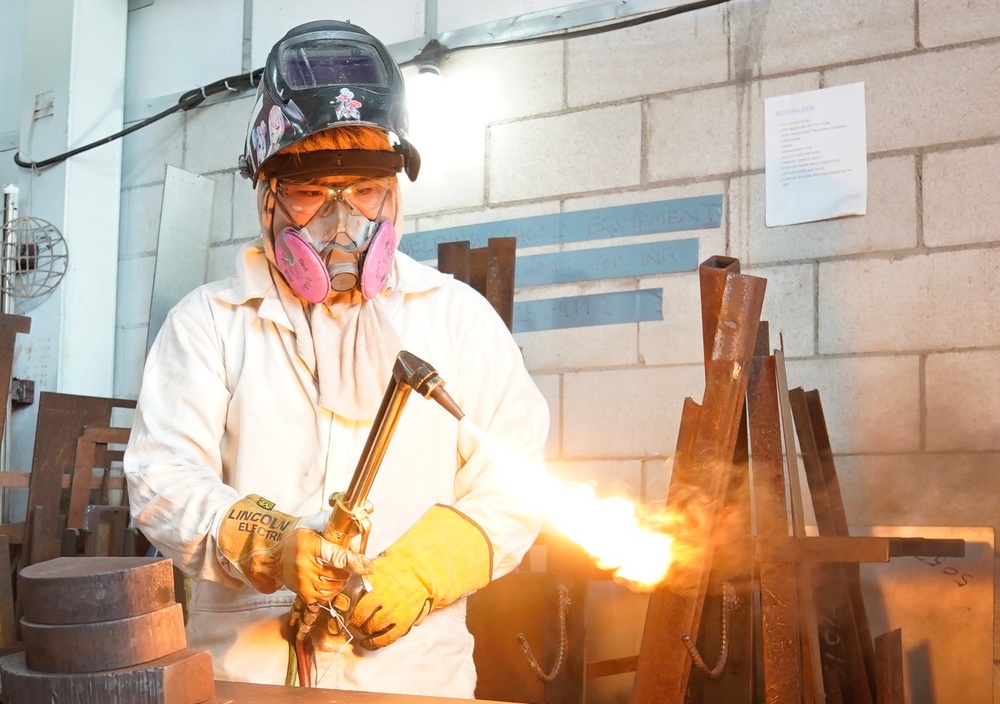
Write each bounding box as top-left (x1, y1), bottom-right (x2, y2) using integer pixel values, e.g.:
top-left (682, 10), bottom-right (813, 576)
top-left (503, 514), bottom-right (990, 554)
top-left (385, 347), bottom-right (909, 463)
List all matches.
top-left (764, 82), bottom-right (867, 227)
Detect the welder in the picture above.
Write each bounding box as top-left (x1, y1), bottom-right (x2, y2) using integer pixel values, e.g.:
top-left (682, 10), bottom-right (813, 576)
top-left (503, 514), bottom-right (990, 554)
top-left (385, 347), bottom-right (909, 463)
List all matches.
top-left (123, 19), bottom-right (549, 696)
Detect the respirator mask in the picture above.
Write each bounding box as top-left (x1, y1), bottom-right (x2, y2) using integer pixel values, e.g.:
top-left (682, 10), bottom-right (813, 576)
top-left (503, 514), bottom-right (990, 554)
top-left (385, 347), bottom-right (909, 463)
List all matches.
top-left (269, 176), bottom-right (397, 303)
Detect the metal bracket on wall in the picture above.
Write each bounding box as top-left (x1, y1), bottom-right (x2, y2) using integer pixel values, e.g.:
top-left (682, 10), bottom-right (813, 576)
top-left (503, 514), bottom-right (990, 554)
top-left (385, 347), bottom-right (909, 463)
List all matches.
top-left (10, 378), bottom-right (33, 407)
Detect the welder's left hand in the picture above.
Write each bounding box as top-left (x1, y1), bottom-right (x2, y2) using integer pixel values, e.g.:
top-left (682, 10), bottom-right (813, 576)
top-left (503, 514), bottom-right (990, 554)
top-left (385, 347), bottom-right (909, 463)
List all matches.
top-left (348, 504), bottom-right (492, 650)
top-left (217, 494), bottom-right (372, 600)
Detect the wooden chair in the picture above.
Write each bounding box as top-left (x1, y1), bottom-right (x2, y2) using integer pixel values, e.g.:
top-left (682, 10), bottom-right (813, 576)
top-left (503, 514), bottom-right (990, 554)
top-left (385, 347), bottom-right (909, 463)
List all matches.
top-left (0, 392), bottom-right (136, 567)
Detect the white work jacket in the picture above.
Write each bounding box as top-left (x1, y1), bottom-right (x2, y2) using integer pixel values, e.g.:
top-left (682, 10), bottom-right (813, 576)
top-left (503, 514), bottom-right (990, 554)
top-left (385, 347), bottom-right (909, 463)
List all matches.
top-left (124, 242), bottom-right (550, 697)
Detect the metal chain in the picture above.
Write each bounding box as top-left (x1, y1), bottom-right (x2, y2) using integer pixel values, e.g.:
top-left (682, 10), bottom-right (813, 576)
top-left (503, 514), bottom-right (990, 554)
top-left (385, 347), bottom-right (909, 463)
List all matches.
top-left (681, 582), bottom-right (737, 679)
top-left (517, 584), bottom-right (571, 682)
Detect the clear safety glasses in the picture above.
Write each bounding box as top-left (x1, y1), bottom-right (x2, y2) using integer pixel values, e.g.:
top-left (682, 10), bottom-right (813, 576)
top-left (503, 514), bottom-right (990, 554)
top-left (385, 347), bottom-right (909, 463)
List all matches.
top-left (274, 177), bottom-right (391, 224)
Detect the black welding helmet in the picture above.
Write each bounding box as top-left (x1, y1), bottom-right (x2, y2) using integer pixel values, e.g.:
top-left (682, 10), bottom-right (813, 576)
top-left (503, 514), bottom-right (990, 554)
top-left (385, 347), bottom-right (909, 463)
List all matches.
top-left (238, 20), bottom-right (420, 186)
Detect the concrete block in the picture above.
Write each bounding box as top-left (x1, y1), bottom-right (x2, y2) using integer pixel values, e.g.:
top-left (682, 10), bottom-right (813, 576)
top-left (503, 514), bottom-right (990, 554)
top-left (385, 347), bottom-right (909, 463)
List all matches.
top-left (638, 270), bottom-right (703, 366)
top-left (923, 143), bottom-right (1000, 247)
top-left (207, 241), bottom-right (245, 283)
top-left (116, 256), bottom-right (154, 328)
top-left (567, 5), bottom-right (728, 107)
top-left (206, 171), bottom-right (234, 244)
top-left (784, 355), bottom-right (920, 453)
top-left (919, 0), bottom-right (1000, 47)
top-left (119, 184), bottom-right (163, 258)
top-left (926, 350), bottom-right (1000, 452)
top-left (834, 452), bottom-right (1000, 532)
top-left (545, 459), bottom-right (644, 500)
top-left (231, 179), bottom-right (260, 242)
top-left (730, 156), bottom-right (918, 265)
top-left (121, 112), bottom-right (183, 188)
top-left (565, 180), bottom-right (726, 214)
top-left (744, 263), bottom-right (815, 358)
top-left (488, 103), bottom-right (642, 203)
top-left (438, 41), bottom-right (564, 123)
top-left (563, 364), bottom-right (704, 458)
top-left (750, 0), bottom-right (914, 75)
top-left (818, 249), bottom-right (1000, 354)
top-left (518, 314), bottom-right (639, 373)
top-left (643, 456), bottom-right (673, 506)
top-left (516, 274), bottom-right (647, 372)
top-left (648, 85), bottom-right (739, 181)
top-left (113, 325), bottom-right (148, 399)
top-left (183, 96), bottom-right (251, 176)
top-left (397, 123), bottom-right (486, 216)
top-left (826, 43), bottom-right (1000, 153)
top-left (531, 372), bottom-right (561, 460)
top-left (636, 255), bottom-right (808, 367)
top-left (415, 201), bottom-right (559, 237)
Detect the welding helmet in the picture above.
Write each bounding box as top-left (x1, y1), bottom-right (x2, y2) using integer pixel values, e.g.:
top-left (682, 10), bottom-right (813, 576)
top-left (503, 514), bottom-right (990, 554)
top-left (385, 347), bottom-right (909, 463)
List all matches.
top-left (243, 20), bottom-right (418, 302)
top-left (238, 19), bottom-right (421, 186)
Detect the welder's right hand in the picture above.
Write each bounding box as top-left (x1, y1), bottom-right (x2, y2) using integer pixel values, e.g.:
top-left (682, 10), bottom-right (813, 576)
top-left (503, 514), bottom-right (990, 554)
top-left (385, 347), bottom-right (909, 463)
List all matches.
top-left (217, 494), bottom-right (372, 599)
top-left (275, 528), bottom-right (372, 604)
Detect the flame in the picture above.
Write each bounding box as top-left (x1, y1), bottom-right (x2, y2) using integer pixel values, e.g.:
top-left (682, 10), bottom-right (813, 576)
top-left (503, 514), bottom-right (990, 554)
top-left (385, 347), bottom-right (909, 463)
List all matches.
top-left (460, 418), bottom-right (674, 589)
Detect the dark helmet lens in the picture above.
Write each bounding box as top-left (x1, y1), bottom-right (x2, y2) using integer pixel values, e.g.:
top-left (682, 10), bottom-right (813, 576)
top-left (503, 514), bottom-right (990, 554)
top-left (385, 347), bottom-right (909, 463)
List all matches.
top-left (279, 40), bottom-right (388, 90)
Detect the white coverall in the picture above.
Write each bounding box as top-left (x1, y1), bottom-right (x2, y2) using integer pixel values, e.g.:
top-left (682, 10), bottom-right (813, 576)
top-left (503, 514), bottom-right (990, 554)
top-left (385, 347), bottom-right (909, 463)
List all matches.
top-left (124, 242), bottom-right (550, 697)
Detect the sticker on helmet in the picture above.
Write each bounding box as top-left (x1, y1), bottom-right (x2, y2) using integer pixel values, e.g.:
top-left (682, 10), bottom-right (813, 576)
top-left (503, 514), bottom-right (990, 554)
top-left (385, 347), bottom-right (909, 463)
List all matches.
top-left (268, 106), bottom-right (289, 148)
top-left (252, 121), bottom-right (268, 163)
top-left (335, 88), bottom-right (363, 121)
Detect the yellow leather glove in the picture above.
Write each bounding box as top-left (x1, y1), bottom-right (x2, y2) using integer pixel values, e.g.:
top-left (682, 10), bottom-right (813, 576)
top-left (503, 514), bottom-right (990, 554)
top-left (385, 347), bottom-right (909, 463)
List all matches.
top-left (217, 494), bottom-right (372, 601)
top-left (348, 504), bottom-right (492, 650)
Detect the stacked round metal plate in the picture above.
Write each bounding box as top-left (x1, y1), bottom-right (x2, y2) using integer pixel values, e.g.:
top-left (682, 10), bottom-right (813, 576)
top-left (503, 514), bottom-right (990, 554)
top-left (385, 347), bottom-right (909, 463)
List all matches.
top-left (0, 556), bottom-right (215, 703)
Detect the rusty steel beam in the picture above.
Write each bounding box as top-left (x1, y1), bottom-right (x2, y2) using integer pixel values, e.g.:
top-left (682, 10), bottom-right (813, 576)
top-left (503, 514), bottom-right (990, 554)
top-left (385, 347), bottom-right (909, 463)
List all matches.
top-left (874, 629), bottom-right (905, 704)
top-left (747, 331), bottom-right (803, 703)
top-left (689, 417), bottom-right (755, 704)
top-left (773, 347), bottom-right (823, 704)
top-left (756, 536), bottom-right (965, 563)
top-left (789, 388), bottom-right (874, 704)
top-left (437, 238), bottom-right (517, 331)
top-left (631, 257), bottom-right (765, 704)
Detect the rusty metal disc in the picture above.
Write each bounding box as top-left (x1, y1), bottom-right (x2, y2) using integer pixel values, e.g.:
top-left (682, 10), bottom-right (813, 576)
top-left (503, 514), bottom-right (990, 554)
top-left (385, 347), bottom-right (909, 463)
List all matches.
top-left (22, 602), bottom-right (186, 673)
top-left (18, 556), bottom-right (175, 625)
top-left (0, 648), bottom-right (215, 704)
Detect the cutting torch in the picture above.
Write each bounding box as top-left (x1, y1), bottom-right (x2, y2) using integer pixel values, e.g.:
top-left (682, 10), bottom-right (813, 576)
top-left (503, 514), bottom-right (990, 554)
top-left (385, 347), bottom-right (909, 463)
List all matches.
top-left (289, 350), bottom-right (465, 681)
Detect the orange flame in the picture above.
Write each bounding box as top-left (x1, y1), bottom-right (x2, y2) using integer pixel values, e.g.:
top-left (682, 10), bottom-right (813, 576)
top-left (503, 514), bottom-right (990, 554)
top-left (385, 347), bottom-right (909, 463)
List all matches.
top-left (460, 418), bottom-right (674, 589)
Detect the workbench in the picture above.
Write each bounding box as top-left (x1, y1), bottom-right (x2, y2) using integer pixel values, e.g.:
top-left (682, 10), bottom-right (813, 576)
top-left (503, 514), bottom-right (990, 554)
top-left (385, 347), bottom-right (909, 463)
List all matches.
top-left (210, 680), bottom-right (509, 703)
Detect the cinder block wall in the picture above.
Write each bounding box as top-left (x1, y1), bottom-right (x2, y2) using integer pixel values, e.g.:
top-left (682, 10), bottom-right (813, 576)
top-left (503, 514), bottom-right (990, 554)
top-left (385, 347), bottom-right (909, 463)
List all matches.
top-left (115, 0), bottom-right (1000, 698)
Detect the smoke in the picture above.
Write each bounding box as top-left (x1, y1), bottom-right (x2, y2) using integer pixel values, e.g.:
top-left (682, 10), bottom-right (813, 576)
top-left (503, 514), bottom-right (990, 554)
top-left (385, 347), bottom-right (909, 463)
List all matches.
top-left (642, 457), bottom-right (755, 596)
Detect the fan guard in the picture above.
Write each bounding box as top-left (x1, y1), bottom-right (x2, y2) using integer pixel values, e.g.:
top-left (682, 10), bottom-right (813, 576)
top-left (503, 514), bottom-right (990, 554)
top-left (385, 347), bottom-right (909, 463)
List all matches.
top-left (0, 215), bottom-right (68, 299)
